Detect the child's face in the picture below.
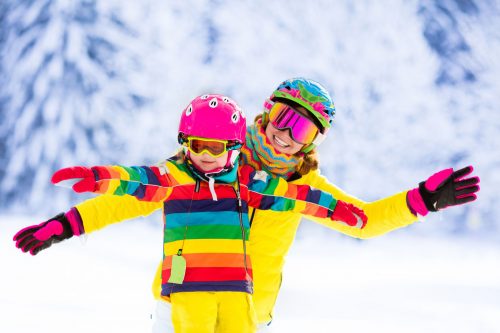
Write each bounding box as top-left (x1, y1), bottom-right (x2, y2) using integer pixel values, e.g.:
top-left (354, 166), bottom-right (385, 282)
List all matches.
top-left (189, 151), bottom-right (229, 172)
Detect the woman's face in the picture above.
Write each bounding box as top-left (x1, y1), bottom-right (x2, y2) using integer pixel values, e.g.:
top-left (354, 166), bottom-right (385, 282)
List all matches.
top-left (264, 105), bottom-right (317, 155)
top-left (265, 123), bottom-right (305, 155)
top-left (189, 151), bottom-right (229, 172)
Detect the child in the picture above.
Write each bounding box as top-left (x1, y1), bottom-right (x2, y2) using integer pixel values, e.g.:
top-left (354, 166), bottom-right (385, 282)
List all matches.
top-left (14, 94), bottom-right (367, 333)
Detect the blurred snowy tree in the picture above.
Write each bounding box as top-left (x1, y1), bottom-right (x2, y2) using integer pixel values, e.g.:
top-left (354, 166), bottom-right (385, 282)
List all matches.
top-left (418, 0), bottom-right (480, 85)
top-left (0, 0), bottom-right (150, 209)
top-left (1, 3), bottom-right (9, 164)
top-left (415, 0), bottom-right (500, 233)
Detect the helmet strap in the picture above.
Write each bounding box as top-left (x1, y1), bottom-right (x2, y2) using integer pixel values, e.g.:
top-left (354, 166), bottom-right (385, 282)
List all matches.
top-left (261, 98), bottom-right (274, 127)
top-left (227, 150), bottom-right (240, 167)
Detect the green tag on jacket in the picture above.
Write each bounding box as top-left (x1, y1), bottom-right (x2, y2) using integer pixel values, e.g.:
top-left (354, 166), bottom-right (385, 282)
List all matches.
top-left (168, 254), bottom-right (186, 284)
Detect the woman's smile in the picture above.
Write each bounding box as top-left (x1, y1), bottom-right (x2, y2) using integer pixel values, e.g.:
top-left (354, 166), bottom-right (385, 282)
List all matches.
top-left (273, 134), bottom-right (291, 148)
top-left (265, 123), bottom-right (304, 155)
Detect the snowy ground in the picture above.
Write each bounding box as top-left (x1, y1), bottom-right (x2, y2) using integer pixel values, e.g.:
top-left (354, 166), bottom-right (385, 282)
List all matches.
top-left (1, 214), bottom-right (500, 333)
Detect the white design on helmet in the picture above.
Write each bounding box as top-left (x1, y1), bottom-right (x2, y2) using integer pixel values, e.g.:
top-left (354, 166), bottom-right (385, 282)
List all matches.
top-left (209, 97), bottom-right (218, 108)
top-left (185, 104), bottom-right (193, 116)
top-left (222, 97), bottom-right (230, 103)
top-left (201, 95), bottom-right (209, 99)
top-left (231, 111), bottom-right (240, 123)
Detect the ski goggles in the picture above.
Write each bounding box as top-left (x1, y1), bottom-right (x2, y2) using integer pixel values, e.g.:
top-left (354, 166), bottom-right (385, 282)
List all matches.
top-left (268, 102), bottom-right (320, 144)
top-left (186, 137), bottom-right (230, 158)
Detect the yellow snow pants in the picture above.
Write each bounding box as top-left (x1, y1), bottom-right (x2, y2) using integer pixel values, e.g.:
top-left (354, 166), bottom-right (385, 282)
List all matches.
top-left (170, 291), bottom-right (257, 333)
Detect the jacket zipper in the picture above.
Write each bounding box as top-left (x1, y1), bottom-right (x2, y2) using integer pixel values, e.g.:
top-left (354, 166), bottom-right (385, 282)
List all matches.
top-left (233, 179), bottom-right (251, 288)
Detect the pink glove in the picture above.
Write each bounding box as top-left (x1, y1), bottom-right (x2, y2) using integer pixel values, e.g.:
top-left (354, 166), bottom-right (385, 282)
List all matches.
top-left (51, 166), bottom-right (97, 193)
top-left (13, 208), bottom-right (84, 255)
top-left (332, 201), bottom-right (368, 229)
top-left (407, 165), bottom-right (480, 216)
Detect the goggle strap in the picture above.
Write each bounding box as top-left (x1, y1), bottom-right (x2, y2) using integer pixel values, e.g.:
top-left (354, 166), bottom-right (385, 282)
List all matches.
top-left (178, 133), bottom-right (187, 145)
top-left (312, 132), bottom-right (326, 146)
top-left (229, 150), bottom-right (240, 165)
top-left (228, 143), bottom-right (243, 151)
top-left (263, 99), bottom-right (274, 112)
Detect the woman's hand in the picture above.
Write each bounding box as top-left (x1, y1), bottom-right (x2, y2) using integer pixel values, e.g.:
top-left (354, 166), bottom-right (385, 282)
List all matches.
top-left (407, 165), bottom-right (480, 216)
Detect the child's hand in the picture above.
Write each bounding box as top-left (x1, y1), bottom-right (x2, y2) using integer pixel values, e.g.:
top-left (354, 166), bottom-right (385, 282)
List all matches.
top-left (51, 166), bottom-right (96, 193)
top-left (13, 213), bottom-right (75, 255)
top-left (331, 201), bottom-right (367, 229)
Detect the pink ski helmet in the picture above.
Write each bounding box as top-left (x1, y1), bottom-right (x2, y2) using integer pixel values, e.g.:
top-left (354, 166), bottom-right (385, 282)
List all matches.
top-left (178, 94), bottom-right (246, 144)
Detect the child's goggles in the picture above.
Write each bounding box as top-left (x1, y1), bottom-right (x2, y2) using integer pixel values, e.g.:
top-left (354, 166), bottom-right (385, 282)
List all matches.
top-left (186, 137), bottom-right (231, 158)
top-left (268, 102), bottom-right (320, 144)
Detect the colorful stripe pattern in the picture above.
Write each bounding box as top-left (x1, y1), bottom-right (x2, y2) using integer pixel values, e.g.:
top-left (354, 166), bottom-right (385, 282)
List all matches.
top-left (88, 156), bottom-right (339, 296)
top-left (240, 120), bottom-right (301, 178)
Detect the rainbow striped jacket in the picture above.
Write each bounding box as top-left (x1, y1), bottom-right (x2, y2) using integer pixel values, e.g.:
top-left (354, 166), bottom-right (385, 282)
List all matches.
top-left (88, 156), bottom-right (341, 296)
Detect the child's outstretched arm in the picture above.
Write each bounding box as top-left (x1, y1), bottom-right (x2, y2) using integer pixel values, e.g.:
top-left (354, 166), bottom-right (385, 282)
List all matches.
top-left (51, 165), bottom-right (173, 202)
top-left (239, 165), bottom-right (367, 229)
top-left (13, 163), bottom-right (170, 256)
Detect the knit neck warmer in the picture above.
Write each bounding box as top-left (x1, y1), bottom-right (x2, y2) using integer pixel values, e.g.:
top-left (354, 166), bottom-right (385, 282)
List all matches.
top-left (185, 157), bottom-right (238, 201)
top-left (240, 119), bottom-right (302, 178)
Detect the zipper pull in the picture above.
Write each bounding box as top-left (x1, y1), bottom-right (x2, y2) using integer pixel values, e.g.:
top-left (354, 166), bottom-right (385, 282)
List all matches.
top-left (208, 177), bottom-right (218, 201)
top-left (235, 187), bottom-right (242, 208)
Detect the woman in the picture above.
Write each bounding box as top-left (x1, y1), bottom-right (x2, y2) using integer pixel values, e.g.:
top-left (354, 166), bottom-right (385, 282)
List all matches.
top-left (222, 78), bottom-right (479, 327)
top-left (15, 78), bottom-right (480, 331)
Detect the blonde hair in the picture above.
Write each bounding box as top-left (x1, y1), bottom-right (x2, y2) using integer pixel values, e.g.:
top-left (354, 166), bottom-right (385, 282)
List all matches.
top-left (254, 115), bottom-right (319, 175)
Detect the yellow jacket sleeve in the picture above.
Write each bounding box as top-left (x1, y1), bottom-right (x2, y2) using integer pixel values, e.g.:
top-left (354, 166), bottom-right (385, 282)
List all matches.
top-left (301, 170), bottom-right (419, 238)
top-left (76, 194), bottom-right (162, 233)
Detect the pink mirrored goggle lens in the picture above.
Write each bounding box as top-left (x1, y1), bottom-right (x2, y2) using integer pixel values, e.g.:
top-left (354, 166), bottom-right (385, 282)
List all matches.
top-left (268, 103), bottom-right (319, 144)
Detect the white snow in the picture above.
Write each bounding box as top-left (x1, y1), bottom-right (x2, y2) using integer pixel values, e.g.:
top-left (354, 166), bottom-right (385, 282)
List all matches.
top-left (1, 214), bottom-right (499, 333)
